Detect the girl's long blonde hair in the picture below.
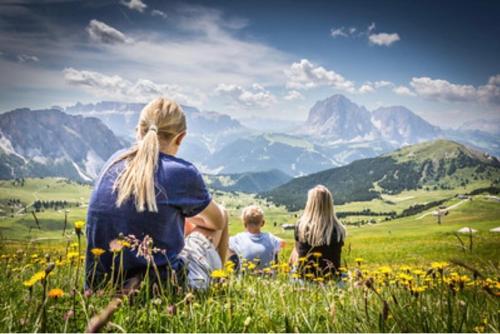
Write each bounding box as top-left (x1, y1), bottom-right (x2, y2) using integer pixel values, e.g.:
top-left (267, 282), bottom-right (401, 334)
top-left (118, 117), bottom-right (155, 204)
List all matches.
top-left (112, 97), bottom-right (186, 212)
top-left (297, 185), bottom-right (346, 246)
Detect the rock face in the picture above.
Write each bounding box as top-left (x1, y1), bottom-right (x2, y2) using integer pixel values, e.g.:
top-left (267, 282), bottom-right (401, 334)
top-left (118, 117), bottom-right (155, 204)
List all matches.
top-left (371, 106), bottom-right (442, 145)
top-left (0, 108), bottom-right (125, 181)
top-left (300, 95), bottom-right (377, 140)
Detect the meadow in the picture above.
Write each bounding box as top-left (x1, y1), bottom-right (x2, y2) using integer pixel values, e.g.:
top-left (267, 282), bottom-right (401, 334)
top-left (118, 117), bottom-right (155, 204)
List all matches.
top-left (0, 178), bottom-right (499, 332)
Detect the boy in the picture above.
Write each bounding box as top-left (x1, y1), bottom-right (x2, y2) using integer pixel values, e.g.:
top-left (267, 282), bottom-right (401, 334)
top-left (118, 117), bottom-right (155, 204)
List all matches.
top-left (228, 205), bottom-right (285, 269)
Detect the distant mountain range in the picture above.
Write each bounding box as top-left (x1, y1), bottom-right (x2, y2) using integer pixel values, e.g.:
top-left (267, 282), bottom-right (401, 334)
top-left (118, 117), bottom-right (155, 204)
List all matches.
top-left (205, 169), bottom-right (292, 193)
top-left (0, 95), bottom-right (498, 183)
top-left (263, 140), bottom-right (500, 210)
top-left (0, 108), bottom-right (125, 181)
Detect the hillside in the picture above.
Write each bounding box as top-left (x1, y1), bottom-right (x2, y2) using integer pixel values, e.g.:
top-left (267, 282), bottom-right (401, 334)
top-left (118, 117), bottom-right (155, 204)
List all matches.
top-left (204, 169), bottom-right (292, 193)
top-left (263, 140), bottom-right (500, 211)
top-left (0, 109), bottom-right (125, 182)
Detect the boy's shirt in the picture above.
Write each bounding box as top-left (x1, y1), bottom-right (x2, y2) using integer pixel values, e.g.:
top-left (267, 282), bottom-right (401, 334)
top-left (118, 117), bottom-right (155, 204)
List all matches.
top-left (229, 231), bottom-right (282, 269)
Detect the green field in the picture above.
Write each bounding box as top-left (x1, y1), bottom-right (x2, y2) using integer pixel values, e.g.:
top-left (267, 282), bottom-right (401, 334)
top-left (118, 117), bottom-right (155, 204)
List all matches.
top-left (0, 178), bottom-right (499, 332)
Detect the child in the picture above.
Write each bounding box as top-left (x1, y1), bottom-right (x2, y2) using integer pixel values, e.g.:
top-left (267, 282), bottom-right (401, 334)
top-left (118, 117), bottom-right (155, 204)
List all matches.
top-left (228, 205), bottom-right (284, 269)
top-left (289, 185), bottom-right (346, 279)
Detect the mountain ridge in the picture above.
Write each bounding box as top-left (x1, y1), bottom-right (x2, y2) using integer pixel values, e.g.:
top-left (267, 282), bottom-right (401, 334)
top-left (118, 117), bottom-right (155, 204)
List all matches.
top-left (262, 139), bottom-right (500, 210)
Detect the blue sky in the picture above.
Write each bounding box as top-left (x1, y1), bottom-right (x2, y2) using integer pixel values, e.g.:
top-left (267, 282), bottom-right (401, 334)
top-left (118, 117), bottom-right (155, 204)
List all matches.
top-left (0, 0), bottom-right (499, 127)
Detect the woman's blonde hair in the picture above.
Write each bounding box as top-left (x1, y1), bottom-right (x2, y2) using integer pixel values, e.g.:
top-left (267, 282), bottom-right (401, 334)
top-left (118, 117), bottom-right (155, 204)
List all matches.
top-left (112, 97), bottom-right (186, 212)
top-left (297, 185), bottom-right (346, 246)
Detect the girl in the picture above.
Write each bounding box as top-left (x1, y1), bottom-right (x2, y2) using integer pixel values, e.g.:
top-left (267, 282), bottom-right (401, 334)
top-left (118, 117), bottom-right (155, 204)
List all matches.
top-left (84, 97), bottom-right (228, 290)
top-left (289, 185), bottom-right (346, 278)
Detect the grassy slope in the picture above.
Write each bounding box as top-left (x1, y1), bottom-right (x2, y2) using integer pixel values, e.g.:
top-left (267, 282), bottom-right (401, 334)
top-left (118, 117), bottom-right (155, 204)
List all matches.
top-left (1, 178), bottom-right (499, 268)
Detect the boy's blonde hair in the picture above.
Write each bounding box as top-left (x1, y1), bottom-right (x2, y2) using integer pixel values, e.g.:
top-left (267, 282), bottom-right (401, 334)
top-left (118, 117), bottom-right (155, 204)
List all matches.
top-left (241, 205), bottom-right (264, 227)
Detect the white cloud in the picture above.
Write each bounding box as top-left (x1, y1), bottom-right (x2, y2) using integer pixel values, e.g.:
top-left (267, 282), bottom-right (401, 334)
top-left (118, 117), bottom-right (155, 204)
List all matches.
top-left (359, 80), bottom-right (393, 93)
top-left (368, 33), bottom-right (400, 46)
top-left (151, 9), bottom-right (167, 19)
top-left (330, 27), bottom-right (348, 38)
top-left (410, 75), bottom-right (500, 105)
top-left (284, 90), bottom-right (304, 101)
top-left (86, 19), bottom-right (132, 44)
top-left (63, 67), bottom-right (199, 105)
top-left (285, 59), bottom-right (355, 93)
top-left (121, 0), bottom-right (147, 13)
top-left (393, 85), bottom-right (416, 96)
top-left (17, 54), bottom-right (39, 63)
top-left (410, 77), bottom-right (476, 102)
top-left (215, 83), bottom-right (276, 108)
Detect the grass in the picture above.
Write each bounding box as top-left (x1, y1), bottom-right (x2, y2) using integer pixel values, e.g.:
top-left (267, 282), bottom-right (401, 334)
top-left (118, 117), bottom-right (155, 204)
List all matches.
top-left (0, 178), bottom-right (499, 332)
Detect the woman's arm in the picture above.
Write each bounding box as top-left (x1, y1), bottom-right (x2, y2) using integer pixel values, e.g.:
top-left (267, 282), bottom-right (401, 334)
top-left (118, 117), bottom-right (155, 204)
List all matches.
top-left (289, 246), bottom-right (299, 265)
top-left (190, 200), bottom-right (226, 231)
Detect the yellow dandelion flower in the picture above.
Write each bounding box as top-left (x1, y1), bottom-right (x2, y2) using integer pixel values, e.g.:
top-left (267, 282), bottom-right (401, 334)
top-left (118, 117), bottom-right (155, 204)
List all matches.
top-left (378, 266), bottom-right (392, 274)
top-left (412, 269), bottom-right (425, 276)
top-left (91, 248), bottom-right (105, 257)
top-left (315, 277), bottom-right (325, 282)
top-left (312, 252), bottom-right (322, 258)
top-left (74, 220), bottom-right (85, 235)
top-left (23, 279), bottom-right (36, 288)
top-left (67, 251), bottom-right (79, 260)
top-left (355, 257), bottom-right (364, 263)
top-left (431, 261), bottom-right (448, 270)
top-left (211, 269), bottom-right (228, 279)
top-left (48, 288), bottom-right (64, 299)
top-left (247, 262), bottom-right (256, 270)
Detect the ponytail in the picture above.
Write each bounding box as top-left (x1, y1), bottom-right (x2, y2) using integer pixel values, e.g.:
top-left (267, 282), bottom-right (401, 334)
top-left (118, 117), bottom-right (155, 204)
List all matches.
top-left (112, 98), bottom-right (186, 212)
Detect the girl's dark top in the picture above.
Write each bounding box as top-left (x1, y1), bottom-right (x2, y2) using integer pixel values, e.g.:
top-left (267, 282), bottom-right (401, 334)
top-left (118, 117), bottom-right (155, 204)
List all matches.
top-left (294, 224), bottom-right (344, 277)
top-left (84, 150), bottom-right (212, 288)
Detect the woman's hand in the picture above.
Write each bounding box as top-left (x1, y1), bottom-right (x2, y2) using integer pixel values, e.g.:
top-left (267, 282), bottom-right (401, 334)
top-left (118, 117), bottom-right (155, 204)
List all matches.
top-left (289, 247), bottom-right (299, 265)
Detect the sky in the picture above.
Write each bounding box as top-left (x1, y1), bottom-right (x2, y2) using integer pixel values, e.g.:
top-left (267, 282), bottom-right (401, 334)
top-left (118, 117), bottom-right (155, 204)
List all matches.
top-left (0, 0), bottom-right (499, 128)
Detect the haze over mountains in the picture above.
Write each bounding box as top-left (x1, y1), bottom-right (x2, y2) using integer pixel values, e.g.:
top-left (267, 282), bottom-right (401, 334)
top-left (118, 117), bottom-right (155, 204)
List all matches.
top-left (0, 94), bottom-right (498, 184)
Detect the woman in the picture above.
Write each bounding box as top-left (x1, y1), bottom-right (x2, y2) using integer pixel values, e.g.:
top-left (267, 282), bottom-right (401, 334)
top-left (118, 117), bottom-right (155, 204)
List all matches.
top-left (289, 185), bottom-right (346, 278)
top-left (84, 97), bottom-right (228, 290)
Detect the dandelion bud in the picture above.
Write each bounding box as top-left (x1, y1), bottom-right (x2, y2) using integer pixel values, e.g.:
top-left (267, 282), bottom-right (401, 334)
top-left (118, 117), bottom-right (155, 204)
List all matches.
top-left (167, 304), bottom-right (177, 316)
top-left (45, 262), bottom-right (55, 275)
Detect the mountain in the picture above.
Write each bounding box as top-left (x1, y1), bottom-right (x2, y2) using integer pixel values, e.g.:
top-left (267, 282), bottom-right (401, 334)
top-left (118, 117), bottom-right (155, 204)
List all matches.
top-left (64, 101), bottom-right (245, 138)
top-left (0, 108), bottom-right (125, 181)
top-left (299, 95), bottom-right (377, 141)
top-left (204, 169), bottom-right (292, 193)
top-left (371, 106), bottom-right (442, 145)
top-left (64, 101), bottom-right (250, 170)
top-left (263, 140), bottom-right (500, 211)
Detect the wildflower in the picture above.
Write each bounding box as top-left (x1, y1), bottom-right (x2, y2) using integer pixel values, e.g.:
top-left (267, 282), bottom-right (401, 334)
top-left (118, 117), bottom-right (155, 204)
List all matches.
top-left (399, 265), bottom-right (411, 272)
top-left (412, 269), bottom-right (425, 276)
top-left (312, 252), bottom-right (322, 258)
top-left (378, 266), bottom-right (392, 275)
top-left (211, 269), bottom-right (228, 279)
top-left (74, 220), bottom-right (85, 235)
top-left (67, 251), bottom-right (79, 261)
top-left (167, 304), bottom-right (177, 316)
top-left (91, 248), bottom-right (105, 257)
top-left (23, 279), bottom-right (36, 288)
top-left (32, 271), bottom-right (46, 282)
top-left (355, 258), bottom-right (364, 266)
top-left (48, 288), bottom-right (64, 299)
top-left (109, 239), bottom-right (124, 253)
top-left (431, 261), bottom-right (448, 270)
top-left (247, 262), bottom-right (256, 270)
top-left (291, 273), bottom-right (301, 279)
top-left (315, 277), bottom-right (325, 283)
